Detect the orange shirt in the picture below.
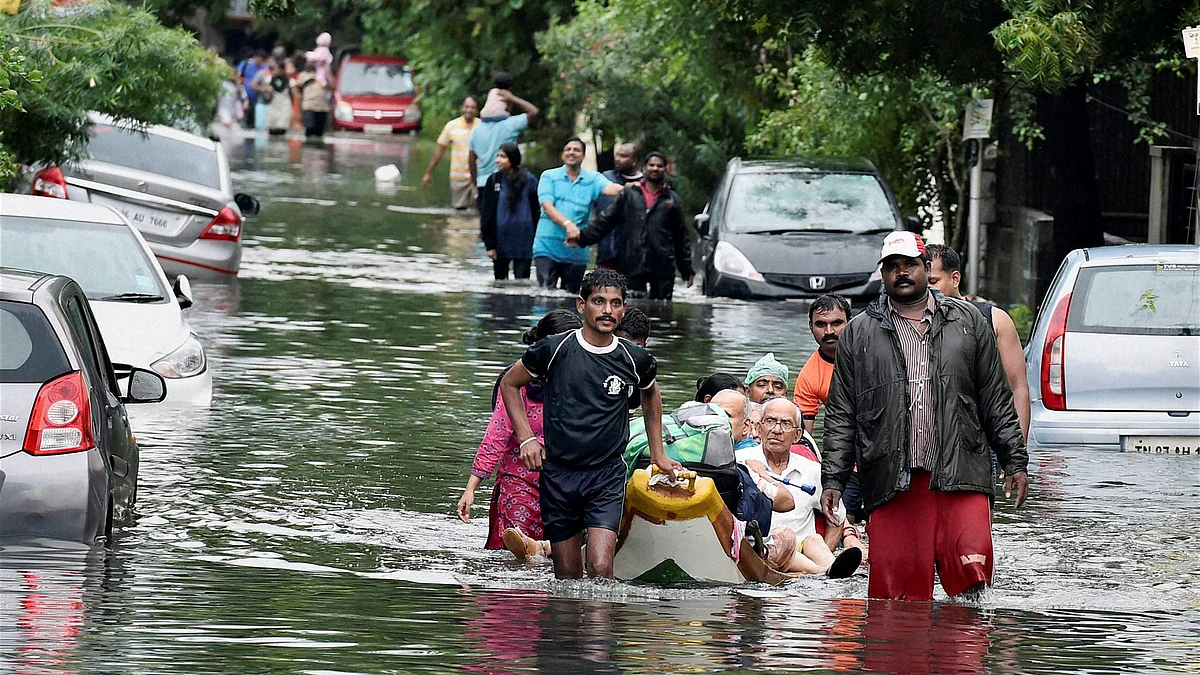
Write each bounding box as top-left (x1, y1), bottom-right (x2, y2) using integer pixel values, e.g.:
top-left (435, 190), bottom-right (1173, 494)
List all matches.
top-left (793, 349), bottom-right (836, 419)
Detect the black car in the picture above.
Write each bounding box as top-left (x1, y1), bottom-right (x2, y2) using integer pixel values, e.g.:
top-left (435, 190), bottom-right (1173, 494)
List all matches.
top-left (0, 268), bottom-right (166, 543)
top-left (694, 157), bottom-right (918, 300)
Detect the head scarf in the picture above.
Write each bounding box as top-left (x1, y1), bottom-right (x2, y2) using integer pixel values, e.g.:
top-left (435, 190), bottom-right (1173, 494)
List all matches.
top-left (744, 352), bottom-right (789, 387)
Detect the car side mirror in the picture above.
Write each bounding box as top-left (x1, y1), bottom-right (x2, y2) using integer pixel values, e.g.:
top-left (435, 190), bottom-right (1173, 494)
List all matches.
top-left (234, 193), bottom-right (260, 217)
top-left (694, 213), bottom-right (710, 237)
top-left (173, 275), bottom-right (193, 309)
top-left (905, 215), bottom-right (923, 233)
top-left (121, 367), bottom-right (167, 404)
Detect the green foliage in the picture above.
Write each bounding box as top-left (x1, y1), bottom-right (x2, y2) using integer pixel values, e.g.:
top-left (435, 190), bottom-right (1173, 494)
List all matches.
top-left (0, 0), bottom-right (227, 184)
top-left (992, 5), bottom-right (1098, 92)
top-left (1007, 303), bottom-right (1032, 344)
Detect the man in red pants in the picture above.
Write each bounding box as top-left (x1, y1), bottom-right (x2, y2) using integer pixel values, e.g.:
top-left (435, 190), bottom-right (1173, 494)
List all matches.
top-left (820, 231), bottom-right (1029, 600)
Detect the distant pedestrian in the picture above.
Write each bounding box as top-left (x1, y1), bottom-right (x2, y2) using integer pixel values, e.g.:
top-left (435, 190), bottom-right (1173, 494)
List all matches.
top-left (294, 58), bottom-right (330, 138)
top-left (480, 143), bottom-right (539, 281)
top-left (236, 51), bottom-right (267, 128)
top-left (250, 57), bottom-right (277, 131)
top-left (593, 142), bottom-right (642, 270)
top-left (215, 69), bottom-right (244, 130)
top-left (307, 32), bottom-right (335, 87)
top-left (422, 96), bottom-right (481, 209)
top-left (262, 59), bottom-right (293, 135)
top-left (822, 231), bottom-right (1029, 601)
top-left (468, 89), bottom-right (539, 204)
top-left (478, 72), bottom-right (515, 122)
top-left (572, 152), bottom-right (693, 299)
top-left (286, 57), bottom-right (303, 130)
top-left (534, 137), bottom-right (624, 294)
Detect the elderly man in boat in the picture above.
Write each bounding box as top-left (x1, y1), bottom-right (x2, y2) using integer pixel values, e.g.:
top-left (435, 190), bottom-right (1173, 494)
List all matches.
top-left (733, 397), bottom-right (864, 578)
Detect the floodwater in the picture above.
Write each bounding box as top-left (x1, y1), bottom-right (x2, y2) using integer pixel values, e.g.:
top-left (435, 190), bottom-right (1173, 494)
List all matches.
top-left (2, 132), bottom-right (1198, 673)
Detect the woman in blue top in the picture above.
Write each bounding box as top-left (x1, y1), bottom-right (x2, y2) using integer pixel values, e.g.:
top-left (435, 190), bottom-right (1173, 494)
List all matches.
top-left (480, 142), bottom-right (539, 280)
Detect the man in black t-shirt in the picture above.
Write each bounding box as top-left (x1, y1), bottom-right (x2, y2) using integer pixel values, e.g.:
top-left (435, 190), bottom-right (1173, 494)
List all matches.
top-left (498, 269), bottom-right (682, 579)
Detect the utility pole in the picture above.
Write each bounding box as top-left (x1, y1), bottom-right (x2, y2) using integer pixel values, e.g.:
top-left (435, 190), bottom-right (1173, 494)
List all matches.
top-left (962, 98), bottom-right (994, 296)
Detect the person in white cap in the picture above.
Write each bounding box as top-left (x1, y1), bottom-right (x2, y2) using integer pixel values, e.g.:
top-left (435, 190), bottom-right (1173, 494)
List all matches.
top-left (820, 230), bottom-right (1029, 601)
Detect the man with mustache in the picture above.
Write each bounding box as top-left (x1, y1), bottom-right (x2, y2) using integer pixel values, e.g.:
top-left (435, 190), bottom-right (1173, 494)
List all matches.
top-left (498, 269), bottom-right (682, 579)
top-left (793, 293), bottom-right (851, 436)
top-left (821, 231), bottom-right (1029, 600)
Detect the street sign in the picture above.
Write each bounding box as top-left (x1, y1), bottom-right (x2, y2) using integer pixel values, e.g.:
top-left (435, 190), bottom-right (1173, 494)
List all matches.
top-left (1183, 26), bottom-right (1200, 58)
top-left (963, 98), bottom-right (994, 140)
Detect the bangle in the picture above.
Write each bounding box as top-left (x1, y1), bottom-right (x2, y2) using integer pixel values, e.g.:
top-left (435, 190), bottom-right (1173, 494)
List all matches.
top-left (518, 437), bottom-right (539, 449)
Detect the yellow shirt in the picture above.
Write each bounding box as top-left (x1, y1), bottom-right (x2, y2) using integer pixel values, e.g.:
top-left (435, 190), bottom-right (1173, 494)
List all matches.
top-left (437, 116), bottom-right (480, 182)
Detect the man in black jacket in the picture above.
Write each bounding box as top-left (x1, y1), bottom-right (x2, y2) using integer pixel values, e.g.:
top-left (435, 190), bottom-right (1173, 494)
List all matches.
top-left (569, 152), bottom-right (694, 299)
top-left (820, 231), bottom-right (1030, 601)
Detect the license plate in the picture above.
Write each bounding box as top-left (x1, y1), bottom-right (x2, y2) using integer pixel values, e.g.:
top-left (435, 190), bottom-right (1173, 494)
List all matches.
top-left (1122, 436), bottom-right (1200, 455)
top-left (93, 195), bottom-right (188, 234)
top-left (363, 124), bottom-right (393, 134)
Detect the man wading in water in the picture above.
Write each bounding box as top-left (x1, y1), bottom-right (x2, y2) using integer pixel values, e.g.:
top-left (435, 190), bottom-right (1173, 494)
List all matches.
top-left (821, 231), bottom-right (1029, 601)
top-left (498, 269), bottom-right (682, 579)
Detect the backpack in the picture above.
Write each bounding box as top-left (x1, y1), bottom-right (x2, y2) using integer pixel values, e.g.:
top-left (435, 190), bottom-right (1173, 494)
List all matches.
top-left (623, 402), bottom-right (742, 514)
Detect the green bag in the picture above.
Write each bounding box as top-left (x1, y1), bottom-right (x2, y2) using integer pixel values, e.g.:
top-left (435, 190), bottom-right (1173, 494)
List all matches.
top-left (622, 402), bottom-right (736, 479)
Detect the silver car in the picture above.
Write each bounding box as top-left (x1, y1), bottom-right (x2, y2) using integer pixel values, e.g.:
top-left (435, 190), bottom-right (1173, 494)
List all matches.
top-left (1025, 245), bottom-right (1200, 453)
top-left (29, 113), bottom-right (259, 279)
top-left (0, 269), bottom-right (166, 543)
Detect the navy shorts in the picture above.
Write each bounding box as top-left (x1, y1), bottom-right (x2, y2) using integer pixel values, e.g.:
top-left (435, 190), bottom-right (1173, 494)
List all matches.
top-left (539, 457), bottom-right (626, 543)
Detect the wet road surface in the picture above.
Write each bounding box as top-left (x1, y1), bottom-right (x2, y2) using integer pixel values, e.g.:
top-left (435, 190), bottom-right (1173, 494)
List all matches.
top-left (1, 132), bottom-right (1198, 673)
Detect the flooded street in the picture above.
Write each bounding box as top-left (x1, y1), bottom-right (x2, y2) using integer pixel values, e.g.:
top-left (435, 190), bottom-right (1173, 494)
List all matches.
top-left (2, 133), bottom-right (1198, 673)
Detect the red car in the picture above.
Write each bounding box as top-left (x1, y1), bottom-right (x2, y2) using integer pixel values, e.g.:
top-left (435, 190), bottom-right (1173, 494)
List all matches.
top-left (331, 55), bottom-right (422, 133)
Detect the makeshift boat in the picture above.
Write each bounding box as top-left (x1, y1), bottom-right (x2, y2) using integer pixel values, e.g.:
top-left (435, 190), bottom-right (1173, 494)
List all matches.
top-left (613, 466), bottom-right (786, 585)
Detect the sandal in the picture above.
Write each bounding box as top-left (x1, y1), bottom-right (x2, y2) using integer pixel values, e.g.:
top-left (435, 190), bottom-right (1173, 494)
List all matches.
top-left (827, 546), bottom-right (862, 579)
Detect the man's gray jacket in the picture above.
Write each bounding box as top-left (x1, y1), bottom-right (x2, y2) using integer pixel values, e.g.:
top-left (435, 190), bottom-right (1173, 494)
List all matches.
top-left (821, 290), bottom-right (1028, 514)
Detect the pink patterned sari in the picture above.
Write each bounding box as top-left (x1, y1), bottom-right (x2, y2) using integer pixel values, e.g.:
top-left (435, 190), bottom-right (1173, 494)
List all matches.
top-left (472, 388), bottom-right (543, 549)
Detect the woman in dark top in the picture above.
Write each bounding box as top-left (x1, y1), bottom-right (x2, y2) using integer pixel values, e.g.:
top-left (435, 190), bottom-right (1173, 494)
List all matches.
top-left (480, 142), bottom-right (539, 280)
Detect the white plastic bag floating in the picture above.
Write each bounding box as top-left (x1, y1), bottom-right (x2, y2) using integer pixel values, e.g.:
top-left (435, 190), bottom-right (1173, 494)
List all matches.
top-left (375, 164), bottom-right (400, 182)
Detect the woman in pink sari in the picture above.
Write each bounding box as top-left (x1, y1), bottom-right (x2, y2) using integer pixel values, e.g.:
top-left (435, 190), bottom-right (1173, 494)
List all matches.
top-left (457, 310), bottom-right (582, 556)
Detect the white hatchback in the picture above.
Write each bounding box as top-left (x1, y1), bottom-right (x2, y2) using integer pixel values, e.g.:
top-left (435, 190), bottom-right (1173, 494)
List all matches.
top-left (0, 194), bottom-right (212, 405)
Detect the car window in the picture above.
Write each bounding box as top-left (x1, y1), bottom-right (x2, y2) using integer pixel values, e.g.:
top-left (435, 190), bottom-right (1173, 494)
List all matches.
top-left (338, 62), bottom-right (415, 97)
top-left (86, 124), bottom-right (221, 190)
top-left (1069, 263), bottom-right (1199, 336)
top-left (0, 301), bottom-right (71, 383)
top-left (725, 172), bottom-right (897, 234)
top-left (62, 294), bottom-right (113, 395)
top-left (0, 216), bottom-right (169, 302)
top-left (75, 294), bottom-right (121, 396)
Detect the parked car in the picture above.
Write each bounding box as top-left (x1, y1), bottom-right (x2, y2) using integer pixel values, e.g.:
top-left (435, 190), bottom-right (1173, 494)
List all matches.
top-left (1025, 245), bottom-right (1199, 453)
top-left (28, 113), bottom-right (259, 278)
top-left (0, 268), bottom-right (166, 543)
top-left (0, 194), bottom-right (212, 405)
top-left (331, 55), bottom-right (421, 133)
top-left (694, 157), bottom-right (917, 300)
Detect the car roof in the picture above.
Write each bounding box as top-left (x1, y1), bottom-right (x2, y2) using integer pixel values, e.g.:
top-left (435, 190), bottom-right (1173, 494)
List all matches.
top-left (0, 193), bottom-right (126, 225)
top-left (88, 112), bottom-right (217, 152)
top-left (1080, 245), bottom-right (1200, 266)
top-left (0, 267), bottom-right (56, 302)
top-left (734, 157), bottom-right (879, 174)
top-left (343, 54), bottom-right (408, 66)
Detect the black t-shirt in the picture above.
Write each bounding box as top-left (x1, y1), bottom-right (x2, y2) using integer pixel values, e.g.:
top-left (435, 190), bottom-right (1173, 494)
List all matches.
top-left (521, 329), bottom-right (658, 468)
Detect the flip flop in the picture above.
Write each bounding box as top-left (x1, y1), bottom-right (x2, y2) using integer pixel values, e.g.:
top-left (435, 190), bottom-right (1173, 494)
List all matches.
top-left (826, 546), bottom-right (863, 579)
top-left (502, 527), bottom-right (529, 561)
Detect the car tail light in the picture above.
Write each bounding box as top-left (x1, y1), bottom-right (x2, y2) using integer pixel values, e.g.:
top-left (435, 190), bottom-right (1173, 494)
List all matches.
top-left (200, 206), bottom-right (242, 241)
top-left (1039, 293), bottom-right (1072, 411)
top-left (31, 167), bottom-right (69, 199)
top-left (23, 371), bottom-right (94, 456)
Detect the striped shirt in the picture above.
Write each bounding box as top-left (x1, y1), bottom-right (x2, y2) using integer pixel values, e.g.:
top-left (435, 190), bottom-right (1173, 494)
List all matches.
top-left (890, 293), bottom-right (936, 471)
top-left (436, 116), bottom-right (480, 183)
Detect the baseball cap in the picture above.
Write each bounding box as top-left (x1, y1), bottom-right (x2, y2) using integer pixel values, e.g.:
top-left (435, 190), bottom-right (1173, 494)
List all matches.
top-left (878, 231), bottom-right (927, 263)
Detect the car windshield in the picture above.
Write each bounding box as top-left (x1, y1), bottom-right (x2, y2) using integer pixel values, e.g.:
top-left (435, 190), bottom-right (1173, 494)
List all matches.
top-left (339, 62), bottom-right (415, 97)
top-left (86, 124), bottom-right (221, 190)
top-left (725, 171), bottom-right (898, 234)
top-left (0, 216), bottom-right (169, 302)
top-left (1069, 263), bottom-right (1200, 336)
top-left (0, 301), bottom-right (71, 383)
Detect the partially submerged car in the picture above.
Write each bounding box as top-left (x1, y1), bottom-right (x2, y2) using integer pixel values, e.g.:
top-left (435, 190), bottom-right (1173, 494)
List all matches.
top-left (694, 157), bottom-right (916, 300)
top-left (29, 113), bottom-right (259, 278)
top-left (0, 269), bottom-right (166, 543)
top-left (332, 55), bottom-right (422, 133)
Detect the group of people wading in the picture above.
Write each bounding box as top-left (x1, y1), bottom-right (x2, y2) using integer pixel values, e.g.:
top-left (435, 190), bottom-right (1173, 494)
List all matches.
top-left (459, 231), bottom-right (1032, 602)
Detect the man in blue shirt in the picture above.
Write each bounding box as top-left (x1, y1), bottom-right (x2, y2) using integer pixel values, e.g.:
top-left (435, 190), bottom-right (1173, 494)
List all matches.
top-left (236, 51), bottom-right (266, 128)
top-left (468, 90), bottom-right (539, 203)
top-left (535, 137), bottom-right (624, 293)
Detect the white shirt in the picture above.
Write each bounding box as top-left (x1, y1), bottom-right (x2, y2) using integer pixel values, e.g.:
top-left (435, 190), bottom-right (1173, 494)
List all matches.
top-left (735, 443), bottom-right (841, 539)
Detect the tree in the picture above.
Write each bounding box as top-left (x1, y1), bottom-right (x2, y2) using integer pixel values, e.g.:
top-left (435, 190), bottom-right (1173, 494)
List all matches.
top-left (724, 0), bottom-right (1200, 259)
top-left (0, 0), bottom-right (227, 186)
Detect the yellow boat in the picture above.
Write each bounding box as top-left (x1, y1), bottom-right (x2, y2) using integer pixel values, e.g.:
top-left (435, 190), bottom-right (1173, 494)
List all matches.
top-left (613, 467), bottom-right (786, 585)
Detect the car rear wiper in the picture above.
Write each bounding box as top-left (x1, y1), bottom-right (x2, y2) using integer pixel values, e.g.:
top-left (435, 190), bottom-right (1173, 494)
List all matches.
top-left (98, 292), bottom-right (166, 303)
